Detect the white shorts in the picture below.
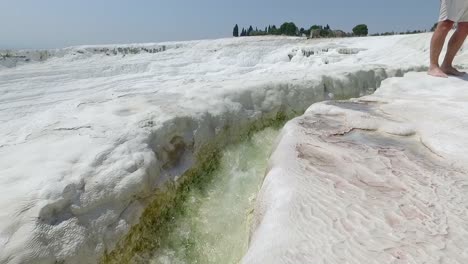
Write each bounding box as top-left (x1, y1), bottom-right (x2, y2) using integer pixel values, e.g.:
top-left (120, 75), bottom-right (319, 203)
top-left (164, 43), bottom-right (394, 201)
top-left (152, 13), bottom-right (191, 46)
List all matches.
top-left (439, 0), bottom-right (468, 22)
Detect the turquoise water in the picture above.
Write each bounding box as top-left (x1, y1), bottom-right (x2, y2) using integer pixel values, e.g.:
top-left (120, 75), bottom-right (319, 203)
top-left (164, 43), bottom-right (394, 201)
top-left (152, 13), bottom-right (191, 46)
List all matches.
top-left (150, 128), bottom-right (279, 264)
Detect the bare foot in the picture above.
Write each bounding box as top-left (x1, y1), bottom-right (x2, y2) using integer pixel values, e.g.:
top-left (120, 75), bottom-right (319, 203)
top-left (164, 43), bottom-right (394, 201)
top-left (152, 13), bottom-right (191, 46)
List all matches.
top-left (441, 65), bottom-right (466, 76)
top-left (428, 66), bottom-right (448, 78)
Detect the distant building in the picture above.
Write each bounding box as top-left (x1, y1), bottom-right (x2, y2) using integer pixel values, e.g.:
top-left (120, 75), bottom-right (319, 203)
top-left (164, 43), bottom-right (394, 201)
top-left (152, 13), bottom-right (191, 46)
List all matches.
top-left (309, 29), bottom-right (321, 39)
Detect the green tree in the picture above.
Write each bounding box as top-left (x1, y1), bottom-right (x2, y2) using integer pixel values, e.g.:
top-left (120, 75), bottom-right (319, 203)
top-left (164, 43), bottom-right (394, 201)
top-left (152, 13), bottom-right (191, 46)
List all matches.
top-left (430, 22), bottom-right (438, 32)
top-left (279, 22), bottom-right (298, 36)
top-left (310, 25), bottom-right (322, 30)
top-left (320, 28), bottom-right (331, 37)
top-left (352, 24), bottom-right (368, 36)
top-left (270, 25), bottom-right (278, 35)
top-left (247, 25), bottom-right (254, 36)
top-left (240, 28), bottom-right (246, 37)
top-left (233, 24), bottom-right (239, 37)
top-left (299, 27), bottom-right (305, 36)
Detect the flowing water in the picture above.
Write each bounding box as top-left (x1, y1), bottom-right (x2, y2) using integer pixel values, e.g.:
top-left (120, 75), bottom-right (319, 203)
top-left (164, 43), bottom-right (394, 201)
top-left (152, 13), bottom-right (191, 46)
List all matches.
top-left (150, 128), bottom-right (279, 264)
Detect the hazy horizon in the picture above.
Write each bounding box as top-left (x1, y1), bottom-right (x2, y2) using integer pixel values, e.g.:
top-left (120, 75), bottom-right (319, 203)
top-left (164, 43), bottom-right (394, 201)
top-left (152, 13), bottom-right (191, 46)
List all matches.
top-left (1, 0), bottom-right (440, 49)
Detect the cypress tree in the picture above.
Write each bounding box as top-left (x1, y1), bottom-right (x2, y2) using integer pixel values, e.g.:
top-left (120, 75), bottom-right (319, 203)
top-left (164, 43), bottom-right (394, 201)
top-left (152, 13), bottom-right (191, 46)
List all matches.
top-left (240, 28), bottom-right (246, 37)
top-left (233, 24), bottom-right (239, 37)
top-left (248, 25), bottom-right (254, 36)
top-left (271, 25), bottom-right (277, 35)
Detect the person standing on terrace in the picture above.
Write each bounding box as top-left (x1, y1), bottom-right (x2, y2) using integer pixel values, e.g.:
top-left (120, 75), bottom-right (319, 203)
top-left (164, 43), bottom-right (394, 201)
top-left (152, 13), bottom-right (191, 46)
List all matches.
top-left (428, 0), bottom-right (468, 78)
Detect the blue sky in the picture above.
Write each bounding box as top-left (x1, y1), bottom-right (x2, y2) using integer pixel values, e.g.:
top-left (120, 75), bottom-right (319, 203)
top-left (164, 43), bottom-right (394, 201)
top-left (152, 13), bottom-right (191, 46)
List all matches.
top-left (0, 0), bottom-right (440, 49)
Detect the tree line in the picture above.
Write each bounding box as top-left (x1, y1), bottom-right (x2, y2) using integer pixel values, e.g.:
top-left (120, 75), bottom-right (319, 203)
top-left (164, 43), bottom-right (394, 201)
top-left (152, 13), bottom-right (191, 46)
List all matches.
top-left (233, 22), bottom-right (432, 39)
top-left (370, 29), bottom-right (427, 36)
top-left (233, 22), bottom-right (368, 38)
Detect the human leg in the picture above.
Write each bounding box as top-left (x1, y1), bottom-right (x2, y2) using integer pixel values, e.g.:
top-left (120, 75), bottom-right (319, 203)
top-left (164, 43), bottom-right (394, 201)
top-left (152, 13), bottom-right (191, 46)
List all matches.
top-left (441, 22), bottom-right (468, 76)
top-left (428, 20), bottom-right (455, 78)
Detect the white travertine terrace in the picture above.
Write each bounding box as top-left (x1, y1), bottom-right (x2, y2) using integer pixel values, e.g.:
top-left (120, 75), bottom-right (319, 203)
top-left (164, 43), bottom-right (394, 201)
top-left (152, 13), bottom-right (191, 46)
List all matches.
top-left (244, 73), bottom-right (468, 264)
top-left (0, 33), bottom-right (466, 263)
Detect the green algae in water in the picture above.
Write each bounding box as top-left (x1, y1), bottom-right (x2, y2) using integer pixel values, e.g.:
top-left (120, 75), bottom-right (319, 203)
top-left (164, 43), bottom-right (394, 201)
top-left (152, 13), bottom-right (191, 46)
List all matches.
top-left (150, 128), bottom-right (279, 264)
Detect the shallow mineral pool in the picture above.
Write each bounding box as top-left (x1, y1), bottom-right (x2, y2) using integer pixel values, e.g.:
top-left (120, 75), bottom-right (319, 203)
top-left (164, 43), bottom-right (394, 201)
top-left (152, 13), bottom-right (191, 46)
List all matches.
top-left (149, 128), bottom-right (279, 264)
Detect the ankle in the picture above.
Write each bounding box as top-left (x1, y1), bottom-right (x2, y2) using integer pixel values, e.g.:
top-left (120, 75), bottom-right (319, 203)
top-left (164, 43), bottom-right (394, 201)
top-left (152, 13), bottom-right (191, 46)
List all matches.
top-left (441, 63), bottom-right (453, 69)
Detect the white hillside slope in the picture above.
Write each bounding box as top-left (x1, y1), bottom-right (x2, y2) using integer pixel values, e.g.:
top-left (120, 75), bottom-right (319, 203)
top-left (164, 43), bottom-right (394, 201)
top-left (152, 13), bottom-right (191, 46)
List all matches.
top-left (244, 73), bottom-right (468, 263)
top-left (0, 33), bottom-right (465, 263)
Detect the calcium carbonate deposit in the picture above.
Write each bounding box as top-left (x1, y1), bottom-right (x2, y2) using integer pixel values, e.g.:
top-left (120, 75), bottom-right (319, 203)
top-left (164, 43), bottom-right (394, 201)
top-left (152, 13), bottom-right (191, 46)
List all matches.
top-left (244, 73), bottom-right (468, 264)
top-left (0, 33), bottom-right (466, 263)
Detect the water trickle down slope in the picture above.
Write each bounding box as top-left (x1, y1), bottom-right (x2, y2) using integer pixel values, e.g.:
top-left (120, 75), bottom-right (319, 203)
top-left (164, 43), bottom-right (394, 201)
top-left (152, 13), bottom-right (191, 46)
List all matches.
top-left (148, 128), bottom-right (279, 264)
